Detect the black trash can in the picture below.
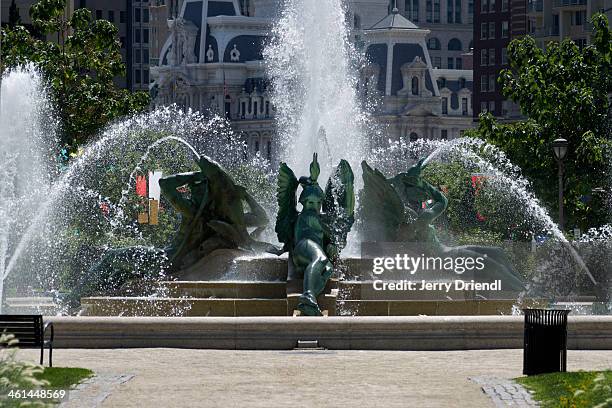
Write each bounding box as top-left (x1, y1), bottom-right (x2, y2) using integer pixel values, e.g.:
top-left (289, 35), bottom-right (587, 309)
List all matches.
top-left (523, 308), bottom-right (570, 375)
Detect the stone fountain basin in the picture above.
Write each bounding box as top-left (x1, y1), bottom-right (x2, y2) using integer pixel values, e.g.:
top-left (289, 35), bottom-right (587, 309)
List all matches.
top-left (79, 253), bottom-right (600, 317)
top-left (80, 280), bottom-right (543, 317)
top-left (38, 315), bottom-right (612, 350)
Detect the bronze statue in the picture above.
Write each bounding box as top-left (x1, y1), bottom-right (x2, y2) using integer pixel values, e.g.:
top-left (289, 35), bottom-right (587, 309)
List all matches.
top-left (160, 155), bottom-right (270, 270)
top-left (86, 155), bottom-right (269, 300)
top-left (273, 153), bottom-right (355, 316)
top-left (361, 159), bottom-right (526, 291)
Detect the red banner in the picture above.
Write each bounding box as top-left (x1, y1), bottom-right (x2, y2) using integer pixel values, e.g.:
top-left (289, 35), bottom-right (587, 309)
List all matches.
top-left (136, 175), bottom-right (147, 197)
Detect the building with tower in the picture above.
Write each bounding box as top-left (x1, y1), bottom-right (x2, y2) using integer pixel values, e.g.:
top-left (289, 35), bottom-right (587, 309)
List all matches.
top-left (363, 6), bottom-right (474, 141)
top-left (149, 0), bottom-right (475, 159)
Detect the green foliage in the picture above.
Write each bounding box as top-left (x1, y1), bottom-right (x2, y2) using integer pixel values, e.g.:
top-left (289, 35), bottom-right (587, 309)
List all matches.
top-left (517, 370), bottom-right (612, 408)
top-left (422, 161), bottom-right (479, 232)
top-left (470, 13), bottom-right (612, 232)
top-left (54, 132), bottom-right (194, 303)
top-left (34, 367), bottom-right (94, 390)
top-left (422, 160), bottom-right (532, 237)
top-left (1, 0), bottom-right (150, 150)
top-left (0, 334), bottom-right (51, 408)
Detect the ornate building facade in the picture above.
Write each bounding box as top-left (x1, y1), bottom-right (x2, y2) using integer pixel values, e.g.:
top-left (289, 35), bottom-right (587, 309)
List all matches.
top-left (150, 0), bottom-right (475, 158)
top-left (363, 7), bottom-right (474, 141)
top-left (150, 0), bottom-right (275, 159)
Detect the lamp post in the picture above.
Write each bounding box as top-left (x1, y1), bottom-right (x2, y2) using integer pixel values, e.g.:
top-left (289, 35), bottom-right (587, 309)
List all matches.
top-left (552, 138), bottom-right (569, 232)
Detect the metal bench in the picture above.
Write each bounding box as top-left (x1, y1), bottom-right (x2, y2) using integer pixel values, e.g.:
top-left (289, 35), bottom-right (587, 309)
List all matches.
top-left (0, 315), bottom-right (54, 367)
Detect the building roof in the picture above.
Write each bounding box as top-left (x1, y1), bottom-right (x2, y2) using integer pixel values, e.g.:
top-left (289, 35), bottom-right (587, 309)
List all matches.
top-left (368, 8), bottom-right (419, 31)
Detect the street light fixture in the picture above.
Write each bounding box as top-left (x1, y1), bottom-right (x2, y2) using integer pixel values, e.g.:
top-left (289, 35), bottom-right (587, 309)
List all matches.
top-left (552, 138), bottom-right (569, 232)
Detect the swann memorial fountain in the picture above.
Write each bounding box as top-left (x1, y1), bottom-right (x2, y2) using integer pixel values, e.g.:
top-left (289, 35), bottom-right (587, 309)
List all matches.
top-left (1, 0), bottom-right (610, 325)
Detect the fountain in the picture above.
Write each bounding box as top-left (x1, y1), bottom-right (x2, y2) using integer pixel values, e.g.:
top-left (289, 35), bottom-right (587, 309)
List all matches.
top-left (264, 0), bottom-right (367, 180)
top-left (0, 67), bottom-right (58, 314)
top-left (2, 0), bottom-right (609, 319)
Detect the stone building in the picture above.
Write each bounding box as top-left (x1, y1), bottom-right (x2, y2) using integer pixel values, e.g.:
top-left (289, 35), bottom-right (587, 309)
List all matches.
top-left (526, 0), bottom-right (610, 48)
top-left (473, 0), bottom-right (611, 119)
top-left (150, 0), bottom-right (274, 158)
top-left (363, 7), bottom-right (474, 141)
top-left (78, 0), bottom-right (153, 91)
top-left (150, 0), bottom-right (475, 158)
top-left (350, 0), bottom-right (474, 71)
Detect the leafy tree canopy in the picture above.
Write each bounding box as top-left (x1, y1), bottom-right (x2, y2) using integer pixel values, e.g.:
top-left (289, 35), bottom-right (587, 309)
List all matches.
top-left (467, 13), bottom-right (612, 232)
top-left (1, 0), bottom-right (150, 150)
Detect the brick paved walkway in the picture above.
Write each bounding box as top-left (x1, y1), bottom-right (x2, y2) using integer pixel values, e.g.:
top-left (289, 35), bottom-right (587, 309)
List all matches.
top-left (471, 377), bottom-right (539, 407)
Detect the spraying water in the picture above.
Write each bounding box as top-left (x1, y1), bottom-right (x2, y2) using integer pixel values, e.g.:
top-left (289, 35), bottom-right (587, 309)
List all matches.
top-left (2, 3), bottom-right (606, 315)
top-left (265, 0), bottom-right (367, 180)
top-left (0, 67), bottom-right (58, 313)
top-left (2, 105), bottom-right (275, 313)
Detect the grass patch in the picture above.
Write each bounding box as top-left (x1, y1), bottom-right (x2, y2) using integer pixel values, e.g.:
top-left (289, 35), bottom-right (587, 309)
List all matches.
top-left (35, 367), bottom-right (94, 389)
top-left (3, 367), bottom-right (93, 407)
top-left (517, 370), bottom-right (612, 408)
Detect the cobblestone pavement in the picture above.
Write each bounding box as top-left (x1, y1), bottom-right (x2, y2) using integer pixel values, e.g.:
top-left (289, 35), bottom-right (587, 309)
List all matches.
top-left (471, 377), bottom-right (539, 407)
top-left (14, 349), bottom-right (612, 408)
top-left (59, 374), bottom-right (135, 408)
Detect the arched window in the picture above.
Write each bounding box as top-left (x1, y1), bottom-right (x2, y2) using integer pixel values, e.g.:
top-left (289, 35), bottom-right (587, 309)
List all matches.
top-left (409, 132), bottom-right (418, 141)
top-left (354, 14), bottom-right (361, 29)
top-left (411, 77), bottom-right (419, 95)
top-left (427, 37), bottom-right (441, 50)
top-left (448, 38), bottom-right (462, 51)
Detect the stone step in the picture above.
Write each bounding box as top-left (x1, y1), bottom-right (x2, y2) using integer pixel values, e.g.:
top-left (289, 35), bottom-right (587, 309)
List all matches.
top-left (336, 298), bottom-right (547, 316)
top-left (286, 279), bottom-right (338, 295)
top-left (156, 279), bottom-right (338, 299)
top-left (176, 251), bottom-right (288, 281)
top-left (4, 297), bottom-right (61, 315)
top-left (158, 281), bottom-right (287, 299)
top-left (287, 293), bottom-right (337, 316)
top-left (80, 294), bottom-right (338, 317)
top-left (335, 280), bottom-right (520, 301)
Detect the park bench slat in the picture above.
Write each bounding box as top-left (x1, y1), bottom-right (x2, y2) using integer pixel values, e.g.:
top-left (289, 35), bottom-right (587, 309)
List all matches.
top-left (0, 315), bottom-right (43, 321)
top-left (1, 330), bottom-right (38, 336)
top-left (0, 323), bottom-right (38, 333)
top-left (0, 315), bottom-right (53, 366)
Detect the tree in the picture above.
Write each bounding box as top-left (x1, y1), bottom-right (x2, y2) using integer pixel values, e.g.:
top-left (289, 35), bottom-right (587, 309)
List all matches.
top-left (468, 13), bottom-right (612, 232)
top-left (1, 0), bottom-right (150, 150)
top-left (8, 0), bottom-right (21, 27)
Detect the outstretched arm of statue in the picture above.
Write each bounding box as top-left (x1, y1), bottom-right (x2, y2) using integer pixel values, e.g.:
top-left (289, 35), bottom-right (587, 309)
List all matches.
top-left (159, 172), bottom-right (206, 215)
top-left (417, 180), bottom-right (448, 224)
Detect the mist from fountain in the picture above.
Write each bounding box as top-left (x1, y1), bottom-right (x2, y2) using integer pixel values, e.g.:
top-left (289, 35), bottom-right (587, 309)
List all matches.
top-left (2, 2), bottom-right (608, 315)
top-left (0, 67), bottom-right (59, 313)
top-left (264, 0), bottom-right (367, 181)
top-left (1, 101), bottom-right (276, 313)
top-left (366, 137), bottom-right (608, 309)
